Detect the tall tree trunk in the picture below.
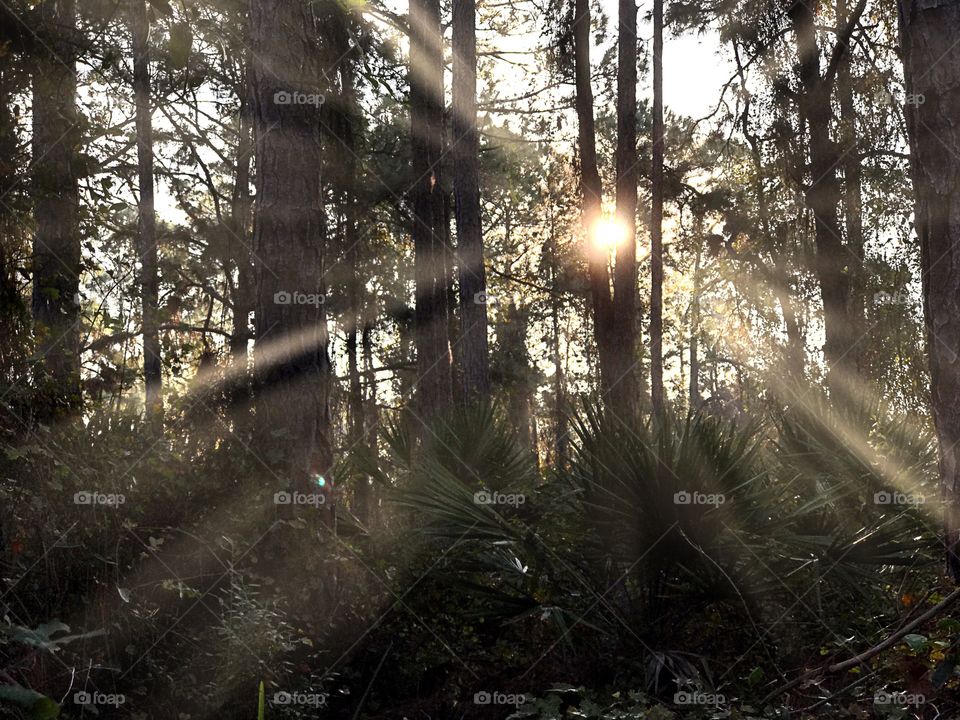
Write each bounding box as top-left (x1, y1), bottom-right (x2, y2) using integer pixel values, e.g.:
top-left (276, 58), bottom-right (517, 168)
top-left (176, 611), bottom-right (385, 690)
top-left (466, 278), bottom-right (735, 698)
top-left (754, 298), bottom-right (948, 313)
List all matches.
top-left (249, 0), bottom-right (332, 488)
top-left (361, 322), bottom-right (379, 452)
top-left (612, 0), bottom-right (639, 415)
top-left (689, 233), bottom-right (701, 409)
top-left (340, 58), bottom-right (371, 522)
top-left (789, 0), bottom-right (858, 393)
top-left (410, 0), bottom-right (452, 422)
top-left (836, 0), bottom-right (866, 372)
top-left (774, 251), bottom-right (805, 378)
top-left (32, 0), bottom-right (81, 415)
top-left (131, 0), bottom-right (162, 424)
top-left (737, 44), bottom-right (805, 380)
top-left (230, 58), bottom-right (254, 366)
top-left (362, 322), bottom-right (380, 520)
top-left (572, 0), bottom-right (616, 396)
top-left (550, 261), bottom-right (568, 469)
top-left (499, 305), bottom-right (534, 454)
top-left (453, 0), bottom-right (490, 401)
top-left (650, 0), bottom-right (665, 416)
top-left (899, 0), bottom-right (960, 581)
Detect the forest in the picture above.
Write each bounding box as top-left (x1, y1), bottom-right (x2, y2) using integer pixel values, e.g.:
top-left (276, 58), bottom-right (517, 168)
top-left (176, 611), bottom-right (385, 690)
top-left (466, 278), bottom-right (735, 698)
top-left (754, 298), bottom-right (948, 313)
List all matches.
top-left (3, 0), bottom-right (960, 716)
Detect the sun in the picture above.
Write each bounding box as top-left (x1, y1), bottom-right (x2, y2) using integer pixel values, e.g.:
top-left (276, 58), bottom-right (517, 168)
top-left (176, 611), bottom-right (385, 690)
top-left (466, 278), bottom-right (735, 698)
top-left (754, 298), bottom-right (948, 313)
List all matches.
top-left (590, 215), bottom-right (628, 252)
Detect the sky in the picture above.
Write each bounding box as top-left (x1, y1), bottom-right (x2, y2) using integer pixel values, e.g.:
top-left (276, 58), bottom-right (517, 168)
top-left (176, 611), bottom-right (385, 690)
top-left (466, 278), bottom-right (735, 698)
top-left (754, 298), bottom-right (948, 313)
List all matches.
top-left (152, 0), bottom-right (734, 236)
top-left (659, 30), bottom-right (732, 119)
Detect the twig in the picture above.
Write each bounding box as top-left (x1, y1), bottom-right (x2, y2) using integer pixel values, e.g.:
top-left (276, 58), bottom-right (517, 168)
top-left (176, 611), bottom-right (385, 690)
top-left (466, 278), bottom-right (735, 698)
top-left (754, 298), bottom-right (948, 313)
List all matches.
top-left (761, 585), bottom-right (960, 704)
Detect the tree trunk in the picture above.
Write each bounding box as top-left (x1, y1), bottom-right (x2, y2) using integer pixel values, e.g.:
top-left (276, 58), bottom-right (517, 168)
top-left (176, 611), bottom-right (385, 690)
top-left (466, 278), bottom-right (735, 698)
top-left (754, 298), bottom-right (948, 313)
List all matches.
top-left (340, 58), bottom-right (371, 522)
top-left (410, 0), bottom-right (452, 422)
top-left (689, 233), bottom-right (701, 409)
top-left (130, 0), bottom-right (162, 425)
top-left (362, 322), bottom-right (379, 454)
top-left (612, 0), bottom-right (640, 415)
top-left (572, 0), bottom-right (616, 397)
top-left (453, 0), bottom-right (490, 401)
top-left (790, 0), bottom-right (855, 393)
top-left (230, 56), bottom-right (254, 367)
top-left (836, 0), bottom-right (866, 373)
top-left (738, 47), bottom-right (806, 382)
top-left (551, 261), bottom-right (568, 469)
top-left (362, 322), bottom-right (380, 520)
top-left (499, 305), bottom-right (534, 455)
top-left (650, 0), bottom-right (665, 416)
top-left (899, 0), bottom-right (960, 581)
top-left (249, 0), bottom-right (332, 489)
top-left (32, 0), bottom-right (81, 415)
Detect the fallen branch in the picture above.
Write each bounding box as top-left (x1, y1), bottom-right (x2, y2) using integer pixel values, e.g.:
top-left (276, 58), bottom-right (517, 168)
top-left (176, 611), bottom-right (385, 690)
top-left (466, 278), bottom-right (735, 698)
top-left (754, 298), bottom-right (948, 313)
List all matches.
top-left (761, 584), bottom-right (960, 705)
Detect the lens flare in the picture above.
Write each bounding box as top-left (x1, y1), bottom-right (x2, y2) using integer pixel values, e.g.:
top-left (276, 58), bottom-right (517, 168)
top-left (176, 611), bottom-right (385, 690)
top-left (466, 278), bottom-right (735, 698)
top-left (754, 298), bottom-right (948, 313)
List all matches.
top-left (591, 216), bottom-right (627, 252)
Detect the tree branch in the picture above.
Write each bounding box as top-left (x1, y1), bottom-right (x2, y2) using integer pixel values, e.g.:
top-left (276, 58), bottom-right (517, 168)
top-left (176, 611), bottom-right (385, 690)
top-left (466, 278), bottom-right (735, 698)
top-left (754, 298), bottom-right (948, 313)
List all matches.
top-left (761, 585), bottom-right (960, 704)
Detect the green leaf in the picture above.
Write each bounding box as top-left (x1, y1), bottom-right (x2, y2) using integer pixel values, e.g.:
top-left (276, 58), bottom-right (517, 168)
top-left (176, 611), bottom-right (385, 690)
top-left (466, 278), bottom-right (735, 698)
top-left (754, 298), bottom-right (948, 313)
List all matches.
top-left (903, 633), bottom-right (929, 652)
top-left (2, 621), bottom-right (105, 651)
top-left (29, 697), bottom-right (60, 720)
top-left (0, 685), bottom-right (60, 719)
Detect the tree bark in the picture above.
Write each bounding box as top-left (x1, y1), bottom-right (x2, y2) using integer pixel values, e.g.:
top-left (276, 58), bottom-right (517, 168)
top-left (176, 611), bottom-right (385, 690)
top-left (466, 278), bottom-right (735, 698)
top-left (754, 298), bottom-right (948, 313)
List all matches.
top-left (340, 58), bottom-right (371, 522)
top-left (31, 0), bottom-right (81, 414)
top-left (650, 0), bottom-right (665, 416)
top-left (249, 0), bottom-right (332, 488)
top-left (230, 56), bottom-right (254, 368)
top-left (612, 0), bottom-right (640, 415)
top-left (789, 0), bottom-right (857, 393)
top-left (572, 0), bottom-right (616, 397)
top-left (689, 233), bottom-right (701, 409)
top-left (453, 0), bottom-right (490, 401)
top-left (899, 0), bottom-right (960, 580)
top-left (836, 0), bottom-right (866, 372)
top-left (550, 258), bottom-right (568, 469)
top-left (362, 322), bottom-right (380, 520)
top-left (410, 0), bottom-right (452, 422)
top-left (131, 0), bottom-right (162, 425)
